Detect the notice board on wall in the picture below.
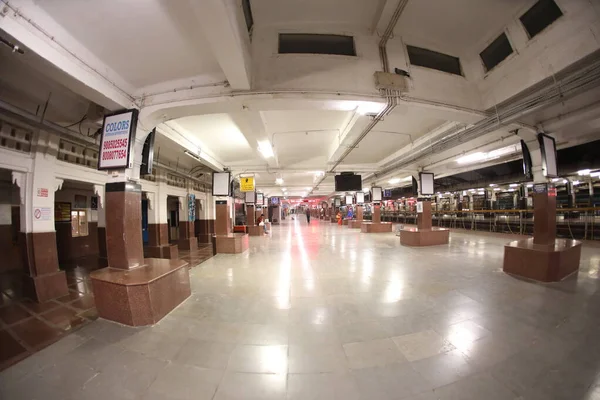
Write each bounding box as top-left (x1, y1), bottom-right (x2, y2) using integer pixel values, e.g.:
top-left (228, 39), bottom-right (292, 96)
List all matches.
top-left (54, 202), bottom-right (71, 222)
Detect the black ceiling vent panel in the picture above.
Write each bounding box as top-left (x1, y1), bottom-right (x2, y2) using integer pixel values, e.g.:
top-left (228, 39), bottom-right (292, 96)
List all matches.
top-left (278, 34), bottom-right (356, 56)
top-left (406, 45), bottom-right (462, 76)
top-left (480, 32), bottom-right (514, 72)
top-left (520, 0), bottom-right (563, 39)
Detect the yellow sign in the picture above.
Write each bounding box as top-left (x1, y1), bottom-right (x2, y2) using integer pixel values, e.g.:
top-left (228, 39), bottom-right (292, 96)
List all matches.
top-left (240, 177), bottom-right (255, 192)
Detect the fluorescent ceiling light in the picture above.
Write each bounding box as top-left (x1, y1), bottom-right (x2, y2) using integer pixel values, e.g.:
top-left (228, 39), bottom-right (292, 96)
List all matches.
top-left (509, 184), bottom-right (518, 187)
top-left (257, 140), bottom-right (274, 158)
top-left (363, 188), bottom-right (370, 193)
top-left (527, 184), bottom-right (533, 188)
top-left (591, 172), bottom-right (600, 177)
top-left (508, 189), bottom-right (516, 192)
top-left (489, 184), bottom-right (497, 187)
top-left (305, 187), bottom-right (312, 190)
top-left (388, 178), bottom-right (401, 184)
top-left (356, 102), bottom-right (386, 115)
top-left (275, 178), bottom-right (284, 185)
top-left (552, 178), bottom-right (560, 182)
top-left (573, 180), bottom-right (580, 185)
top-left (578, 169), bottom-right (591, 176)
top-left (282, 187), bottom-right (287, 191)
top-left (456, 144), bottom-right (520, 165)
top-left (493, 188), bottom-right (501, 191)
top-left (184, 150), bottom-right (202, 161)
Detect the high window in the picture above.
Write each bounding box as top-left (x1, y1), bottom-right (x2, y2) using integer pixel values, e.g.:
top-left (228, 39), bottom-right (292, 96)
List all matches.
top-left (406, 45), bottom-right (462, 76)
top-left (480, 32), bottom-right (514, 72)
top-left (520, 0), bottom-right (563, 39)
top-left (278, 34), bottom-right (356, 56)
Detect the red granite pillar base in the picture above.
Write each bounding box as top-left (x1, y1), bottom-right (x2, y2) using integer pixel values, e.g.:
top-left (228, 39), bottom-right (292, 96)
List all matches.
top-left (503, 238), bottom-right (581, 282)
top-left (215, 234), bottom-right (249, 253)
top-left (400, 227), bottom-right (449, 246)
top-left (20, 232), bottom-right (69, 302)
top-left (91, 258), bottom-right (191, 326)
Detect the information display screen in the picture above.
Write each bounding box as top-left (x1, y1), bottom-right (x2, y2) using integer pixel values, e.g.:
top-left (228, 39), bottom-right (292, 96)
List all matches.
top-left (372, 187), bottom-right (382, 202)
top-left (356, 192), bottom-right (365, 204)
top-left (419, 173), bottom-right (434, 195)
top-left (212, 172), bottom-right (231, 196)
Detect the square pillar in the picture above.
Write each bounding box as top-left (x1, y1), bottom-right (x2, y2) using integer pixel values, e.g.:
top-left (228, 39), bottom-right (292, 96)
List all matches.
top-left (178, 194), bottom-right (197, 252)
top-left (13, 163), bottom-right (68, 303)
top-left (105, 182), bottom-right (144, 270)
top-left (372, 205), bottom-right (381, 224)
top-left (503, 183), bottom-right (581, 282)
top-left (417, 201), bottom-right (432, 230)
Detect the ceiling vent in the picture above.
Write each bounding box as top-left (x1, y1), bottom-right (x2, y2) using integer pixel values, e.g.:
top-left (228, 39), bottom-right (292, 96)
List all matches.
top-left (278, 34), bottom-right (356, 56)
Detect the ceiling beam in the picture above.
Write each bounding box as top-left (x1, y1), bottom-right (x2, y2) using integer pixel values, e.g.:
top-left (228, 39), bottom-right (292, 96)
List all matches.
top-left (190, 0), bottom-right (252, 90)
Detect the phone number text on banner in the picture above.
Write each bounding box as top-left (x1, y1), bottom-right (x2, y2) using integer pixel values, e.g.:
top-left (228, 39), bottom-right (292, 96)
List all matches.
top-left (98, 111), bottom-right (136, 170)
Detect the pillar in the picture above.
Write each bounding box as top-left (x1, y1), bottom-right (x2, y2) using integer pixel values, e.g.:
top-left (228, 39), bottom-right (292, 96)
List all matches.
top-left (356, 205), bottom-right (363, 221)
top-left (178, 194), bottom-right (198, 252)
top-left (105, 182), bottom-right (144, 269)
top-left (533, 186), bottom-right (556, 245)
top-left (247, 204), bottom-right (255, 226)
top-left (91, 125), bottom-right (191, 326)
top-left (13, 138), bottom-right (68, 302)
top-left (372, 204), bottom-right (381, 224)
top-left (145, 191), bottom-right (178, 259)
top-left (215, 200), bottom-right (231, 235)
top-left (95, 185), bottom-right (107, 259)
top-left (197, 193), bottom-right (216, 244)
top-left (417, 201), bottom-right (432, 230)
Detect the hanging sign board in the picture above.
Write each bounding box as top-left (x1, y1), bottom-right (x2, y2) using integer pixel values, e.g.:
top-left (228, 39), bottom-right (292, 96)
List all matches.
top-left (240, 177), bottom-right (255, 192)
top-left (256, 193), bottom-right (264, 205)
top-left (98, 109), bottom-right (138, 170)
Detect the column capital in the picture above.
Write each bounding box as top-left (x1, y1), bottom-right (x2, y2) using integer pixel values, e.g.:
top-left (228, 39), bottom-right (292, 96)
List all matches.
top-left (11, 171), bottom-right (28, 205)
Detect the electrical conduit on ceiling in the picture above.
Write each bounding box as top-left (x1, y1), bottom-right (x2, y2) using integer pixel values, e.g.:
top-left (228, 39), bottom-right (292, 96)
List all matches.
top-left (311, 0), bottom-right (409, 194)
top-left (363, 53), bottom-right (600, 185)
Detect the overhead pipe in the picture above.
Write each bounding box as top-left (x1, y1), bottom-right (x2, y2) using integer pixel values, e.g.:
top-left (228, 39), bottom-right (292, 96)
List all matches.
top-left (311, 0), bottom-right (409, 194)
top-left (364, 54), bottom-right (600, 184)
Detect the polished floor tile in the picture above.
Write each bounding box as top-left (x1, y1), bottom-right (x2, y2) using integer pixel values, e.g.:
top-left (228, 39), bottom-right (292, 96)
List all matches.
top-left (2, 220), bottom-right (600, 399)
top-left (392, 329), bottom-right (456, 362)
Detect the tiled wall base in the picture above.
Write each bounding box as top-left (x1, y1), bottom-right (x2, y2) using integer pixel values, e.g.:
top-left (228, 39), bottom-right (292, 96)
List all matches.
top-left (247, 226), bottom-right (264, 236)
top-left (400, 227), bottom-right (450, 246)
top-left (215, 234), bottom-right (249, 254)
top-left (22, 271), bottom-right (69, 303)
top-left (178, 237), bottom-right (198, 252)
top-left (90, 258), bottom-right (191, 326)
top-left (503, 238), bottom-right (582, 282)
top-left (360, 222), bottom-right (393, 233)
top-left (144, 244), bottom-right (179, 259)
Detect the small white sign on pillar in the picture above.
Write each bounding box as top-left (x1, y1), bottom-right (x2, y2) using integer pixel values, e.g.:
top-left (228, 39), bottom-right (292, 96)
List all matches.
top-left (416, 201), bottom-right (423, 213)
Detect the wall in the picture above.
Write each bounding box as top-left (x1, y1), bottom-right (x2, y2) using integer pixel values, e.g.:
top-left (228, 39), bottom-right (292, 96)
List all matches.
top-left (251, 25), bottom-right (483, 110)
top-left (471, 0), bottom-right (600, 108)
top-left (54, 186), bottom-right (98, 262)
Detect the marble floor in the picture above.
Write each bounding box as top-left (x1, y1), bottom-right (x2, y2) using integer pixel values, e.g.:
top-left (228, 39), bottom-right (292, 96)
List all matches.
top-left (2, 219), bottom-right (600, 399)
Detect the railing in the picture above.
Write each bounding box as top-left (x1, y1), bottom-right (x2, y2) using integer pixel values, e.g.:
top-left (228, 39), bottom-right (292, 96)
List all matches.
top-left (381, 207), bottom-right (600, 240)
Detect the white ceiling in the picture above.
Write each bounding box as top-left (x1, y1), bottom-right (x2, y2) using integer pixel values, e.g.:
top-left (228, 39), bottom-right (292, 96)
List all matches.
top-left (38, 0), bottom-right (223, 88)
top-left (252, 0), bottom-right (384, 29)
top-left (172, 114), bottom-right (255, 163)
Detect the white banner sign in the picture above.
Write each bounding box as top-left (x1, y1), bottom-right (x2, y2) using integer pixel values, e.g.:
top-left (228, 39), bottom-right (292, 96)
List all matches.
top-left (98, 110), bottom-right (136, 170)
top-left (416, 201), bottom-right (423, 213)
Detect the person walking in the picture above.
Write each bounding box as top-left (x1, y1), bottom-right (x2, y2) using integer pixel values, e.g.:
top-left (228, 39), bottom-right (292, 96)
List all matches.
top-left (306, 207), bottom-right (311, 224)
